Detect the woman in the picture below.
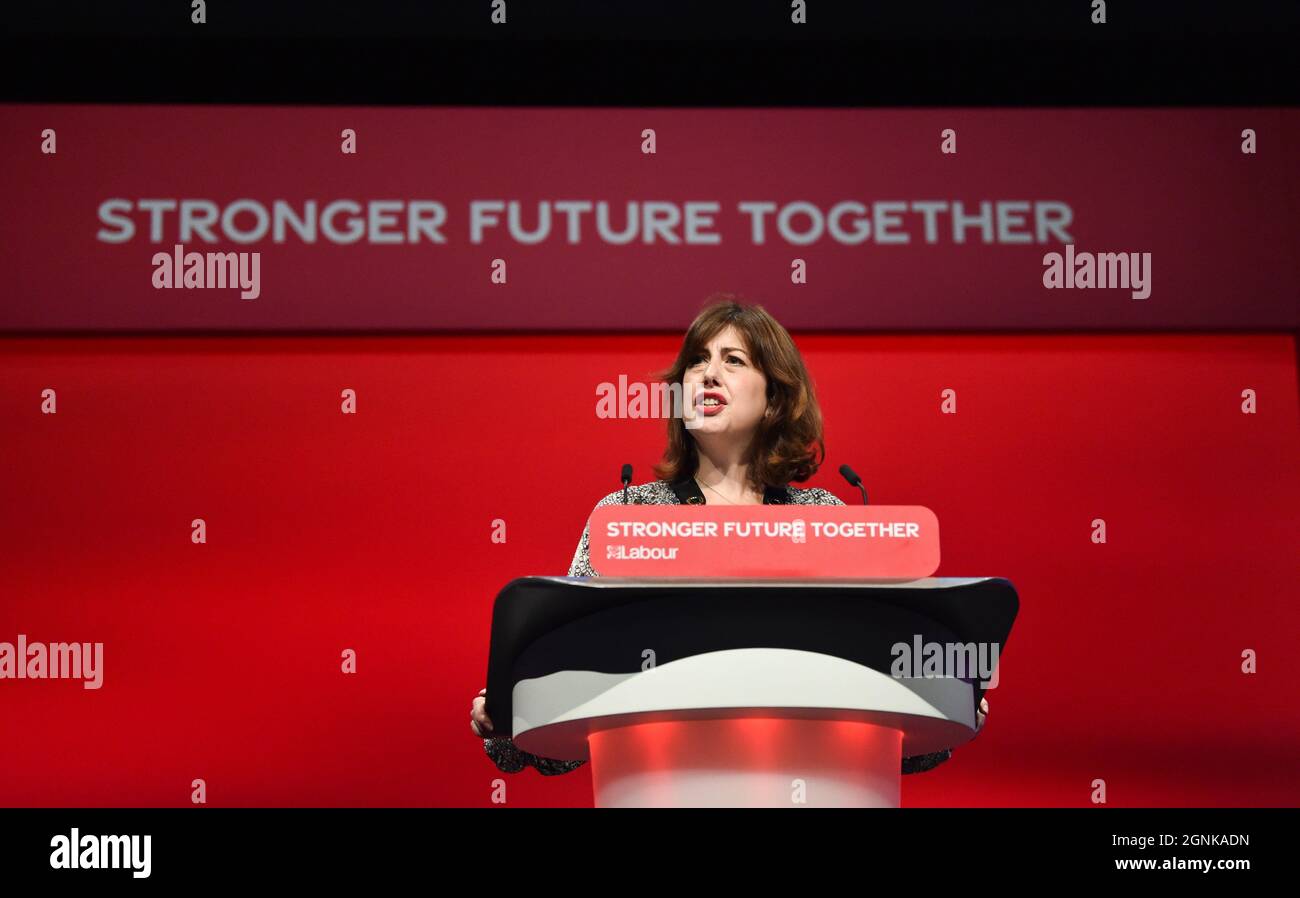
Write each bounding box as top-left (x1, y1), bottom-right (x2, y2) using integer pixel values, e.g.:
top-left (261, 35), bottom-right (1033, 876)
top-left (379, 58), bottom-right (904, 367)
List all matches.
top-left (470, 296), bottom-right (987, 776)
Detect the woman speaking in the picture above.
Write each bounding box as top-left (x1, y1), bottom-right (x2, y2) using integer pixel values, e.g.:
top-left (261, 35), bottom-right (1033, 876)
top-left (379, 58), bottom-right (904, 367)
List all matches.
top-left (470, 296), bottom-right (987, 777)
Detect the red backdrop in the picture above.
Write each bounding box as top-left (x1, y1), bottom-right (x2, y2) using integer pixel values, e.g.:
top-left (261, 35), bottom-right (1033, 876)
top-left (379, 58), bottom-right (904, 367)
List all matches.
top-left (1, 332), bottom-right (1297, 806)
top-left (3, 104), bottom-right (1297, 332)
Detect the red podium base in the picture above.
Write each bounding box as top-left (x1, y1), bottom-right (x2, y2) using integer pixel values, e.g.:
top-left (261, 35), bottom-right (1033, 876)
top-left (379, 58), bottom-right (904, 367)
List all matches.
top-left (587, 716), bottom-right (904, 808)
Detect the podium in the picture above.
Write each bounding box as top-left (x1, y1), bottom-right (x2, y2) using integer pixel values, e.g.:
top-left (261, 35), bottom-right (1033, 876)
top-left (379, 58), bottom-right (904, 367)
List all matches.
top-left (486, 575), bottom-right (1018, 807)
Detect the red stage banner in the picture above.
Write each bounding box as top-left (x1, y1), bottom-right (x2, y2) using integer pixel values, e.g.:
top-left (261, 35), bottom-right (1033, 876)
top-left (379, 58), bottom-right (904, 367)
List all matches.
top-left (2, 105), bottom-right (1296, 331)
top-left (588, 505), bottom-right (941, 579)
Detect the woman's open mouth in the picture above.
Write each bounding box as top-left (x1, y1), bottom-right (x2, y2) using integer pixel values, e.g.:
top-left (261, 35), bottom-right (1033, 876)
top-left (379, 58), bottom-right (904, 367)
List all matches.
top-left (696, 393), bottom-right (727, 416)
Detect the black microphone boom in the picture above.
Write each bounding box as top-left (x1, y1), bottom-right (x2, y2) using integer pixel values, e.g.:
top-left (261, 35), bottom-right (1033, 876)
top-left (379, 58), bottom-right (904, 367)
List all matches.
top-left (838, 464), bottom-right (869, 505)
top-left (621, 463), bottom-right (633, 504)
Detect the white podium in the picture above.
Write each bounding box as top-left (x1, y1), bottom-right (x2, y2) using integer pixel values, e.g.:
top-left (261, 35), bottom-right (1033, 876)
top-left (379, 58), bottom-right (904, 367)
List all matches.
top-left (486, 577), bottom-right (1017, 808)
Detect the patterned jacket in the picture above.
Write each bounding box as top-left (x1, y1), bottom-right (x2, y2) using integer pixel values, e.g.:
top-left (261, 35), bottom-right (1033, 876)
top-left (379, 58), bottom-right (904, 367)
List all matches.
top-left (483, 477), bottom-right (955, 775)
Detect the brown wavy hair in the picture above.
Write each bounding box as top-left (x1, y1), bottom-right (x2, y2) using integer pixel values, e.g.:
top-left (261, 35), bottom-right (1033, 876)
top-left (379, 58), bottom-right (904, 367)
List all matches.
top-left (651, 294), bottom-right (827, 492)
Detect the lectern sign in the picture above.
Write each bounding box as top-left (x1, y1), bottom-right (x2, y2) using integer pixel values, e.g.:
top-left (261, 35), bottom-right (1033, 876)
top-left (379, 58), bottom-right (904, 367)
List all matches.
top-left (587, 505), bottom-right (940, 579)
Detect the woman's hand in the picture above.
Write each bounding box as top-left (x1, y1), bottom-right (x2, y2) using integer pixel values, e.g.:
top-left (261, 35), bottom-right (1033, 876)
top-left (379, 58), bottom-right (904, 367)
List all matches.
top-left (471, 687), bottom-right (495, 738)
top-left (976, 696), bottom-right (989, 732)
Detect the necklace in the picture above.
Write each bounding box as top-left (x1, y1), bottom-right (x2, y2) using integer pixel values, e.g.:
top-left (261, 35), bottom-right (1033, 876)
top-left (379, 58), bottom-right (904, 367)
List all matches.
top-left (695, 476), bottom-right (757, 505)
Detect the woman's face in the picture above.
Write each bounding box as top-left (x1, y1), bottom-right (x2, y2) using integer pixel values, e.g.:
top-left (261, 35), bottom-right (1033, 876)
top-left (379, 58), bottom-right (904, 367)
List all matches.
top-left (682, 325), bottom-right (768, 441)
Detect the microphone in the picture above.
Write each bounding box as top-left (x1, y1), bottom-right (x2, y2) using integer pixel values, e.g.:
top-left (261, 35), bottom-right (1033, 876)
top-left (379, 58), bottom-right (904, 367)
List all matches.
top-left (620, 463), bottom-right (633, 504)
top-left (838, 464), bottom-right (869, 505)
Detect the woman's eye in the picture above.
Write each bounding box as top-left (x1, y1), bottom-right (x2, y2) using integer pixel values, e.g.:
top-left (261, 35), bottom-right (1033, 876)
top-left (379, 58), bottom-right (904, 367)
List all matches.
top-left (727, 356), bottom-right (744, 365)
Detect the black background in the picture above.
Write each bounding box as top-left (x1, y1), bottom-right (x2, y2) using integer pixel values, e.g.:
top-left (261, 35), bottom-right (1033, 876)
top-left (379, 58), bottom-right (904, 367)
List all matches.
top-left (4, 0), bottom-right (1299, 106)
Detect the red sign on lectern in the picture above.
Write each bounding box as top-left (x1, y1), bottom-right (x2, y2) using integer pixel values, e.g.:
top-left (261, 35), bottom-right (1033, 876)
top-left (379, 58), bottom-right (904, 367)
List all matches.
top-left (587, 505), bottom-right (940, 579)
